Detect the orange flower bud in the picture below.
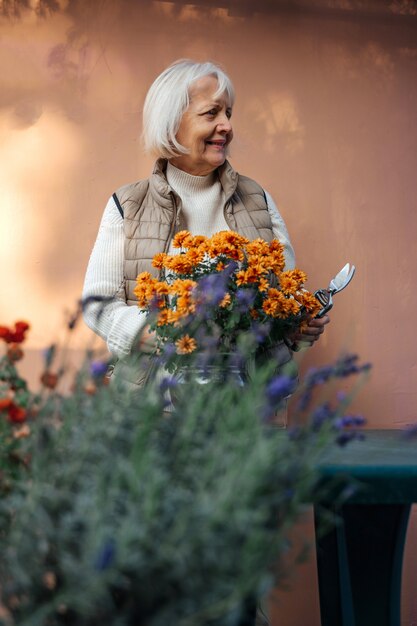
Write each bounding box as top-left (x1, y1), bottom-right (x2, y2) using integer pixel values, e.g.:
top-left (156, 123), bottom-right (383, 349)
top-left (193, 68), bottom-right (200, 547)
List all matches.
top-left (83, 381), bottom-right (97, 395)
top-left (13, 424), bottom-right (31, 439)
top-left (7, 344), bottom-right (24, 362)
top-left (0, 397), bottom-right (13, 411)
top-left (40, 371), bottom-right (59, 390)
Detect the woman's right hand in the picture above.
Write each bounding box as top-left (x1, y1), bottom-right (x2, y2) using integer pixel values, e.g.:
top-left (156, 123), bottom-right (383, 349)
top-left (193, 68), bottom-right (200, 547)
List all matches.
top-left (285, 314), bottom-right (330, 351)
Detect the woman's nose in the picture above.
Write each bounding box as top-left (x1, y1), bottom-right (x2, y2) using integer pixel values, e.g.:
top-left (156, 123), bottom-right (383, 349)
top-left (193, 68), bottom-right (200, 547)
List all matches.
top-left (217, 115), bottom-right (232, 133)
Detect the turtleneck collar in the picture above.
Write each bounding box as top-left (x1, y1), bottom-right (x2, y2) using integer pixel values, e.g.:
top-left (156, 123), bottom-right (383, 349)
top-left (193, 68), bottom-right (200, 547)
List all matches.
top-left (166, 161), bottom-right (216, 194)
top-left (150, 158), bottom-right (239, 205)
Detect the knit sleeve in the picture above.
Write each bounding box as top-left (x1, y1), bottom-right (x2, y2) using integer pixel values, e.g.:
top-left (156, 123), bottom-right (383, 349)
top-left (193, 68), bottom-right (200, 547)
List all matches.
top-left (264, 190), bottom-right (296, 270)
top-left (82, 196), bottom-right (147, 358)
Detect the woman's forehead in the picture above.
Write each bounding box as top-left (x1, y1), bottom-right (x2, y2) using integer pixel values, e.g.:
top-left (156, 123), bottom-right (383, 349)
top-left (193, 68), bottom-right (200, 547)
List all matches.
top-left (189, 76), bottom-right (232, 107)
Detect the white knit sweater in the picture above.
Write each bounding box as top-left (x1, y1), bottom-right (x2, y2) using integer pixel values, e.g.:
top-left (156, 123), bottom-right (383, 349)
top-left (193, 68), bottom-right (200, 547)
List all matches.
top-left (83, 162), bottom-right (296, 358)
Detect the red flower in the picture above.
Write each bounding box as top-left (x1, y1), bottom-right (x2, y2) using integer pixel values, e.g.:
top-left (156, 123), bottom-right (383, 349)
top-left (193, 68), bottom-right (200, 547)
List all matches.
top-left (0, 321), bottom-right (30, 344)
top-left (0, 326), bottom-right (14, 343)
top-left (40, 371), bottom-right (59, 390)
top-left (0, 397), bottom-right (13, 411)
top-left (8, 403), bottom-right (27, 423)
top-left (7, 344), bottom-right (24, 362)
top-left (15, 321), bottom-right (30, 333)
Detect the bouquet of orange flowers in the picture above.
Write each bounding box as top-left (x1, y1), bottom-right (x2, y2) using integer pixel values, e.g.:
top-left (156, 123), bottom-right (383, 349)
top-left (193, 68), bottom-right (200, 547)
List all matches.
top-left (134, 230), bottom-right (320, 361)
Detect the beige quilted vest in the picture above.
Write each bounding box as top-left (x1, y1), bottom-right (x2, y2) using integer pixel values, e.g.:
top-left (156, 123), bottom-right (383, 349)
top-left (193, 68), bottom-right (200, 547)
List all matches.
top-left (114, 159), bottom-right (275, 305)
top-left (111, 158), bottom-right (292, 389)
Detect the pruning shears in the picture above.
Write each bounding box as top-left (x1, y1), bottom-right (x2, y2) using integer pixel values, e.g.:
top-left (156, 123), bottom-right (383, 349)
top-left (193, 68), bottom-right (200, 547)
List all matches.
top-left (314, 263), bottom-right (356, 318)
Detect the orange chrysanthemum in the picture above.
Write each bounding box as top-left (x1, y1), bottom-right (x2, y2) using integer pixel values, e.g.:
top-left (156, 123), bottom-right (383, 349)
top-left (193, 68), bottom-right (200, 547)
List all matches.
top-left (152, 253), bottom-right (168, 269)
top-left (269, 251), bottom-right (286, 274)
top-left (246, 238), bottom-right (271, 257)
top-left (172, 230), bottom-right (193, 249)
top-left (258, 277), bottom-right (270, 292)
top-left (285, 298), bottom-right (301, 315)
top-left (175, 334), bottom-right (197, 355)
top-left (169, 279), bottom-right (197, 296)
top-left (220, 293), bottom-right (232, 308)
top-left (206, 231), bottom-right (247, 260)
top-left (269, 239), bottom-right (284, 252)
top-left (134, 274), bottom-right (162, 306)
top-left (209, 242), bottom-right (244, 261)
top-left (176, 295), bottom-right (196, 315)
top-left (168, 310), bottom-right (182, 324)
top-left (246, 257), bottom-right (269, 274)
top-left (157, 309), bottom-right (184, 326)
top-left (190, 235), bottom-right (207, 248)
top-left (164, 255), bottom-right (194, 274)
top-left (286, 269), bottom-right (308, 284)
top-left (136, 271), bottom-right (153, 283)
top-left (236, 267), bottom-right (263, 286)
top-left (236, 270), bottom-right (248, 286)
top-left (280, 269), bottom-right (307, 290)
top-left (262, 299), bottom-right (279, 316)
top-left (297, 291), bottom-right (321, 315)
top-left (263, 288), bottom-right (295, 319)
top-left (279, 275), bottom-right (299, 296)
top-left (156, 309), bottom-right (170, 326)
top-left (215, 231), bottom-right (249, 247)
top-left (185, 248), bottom-right (205, 266)
top-left (154, 282), bottom-right (170, 296)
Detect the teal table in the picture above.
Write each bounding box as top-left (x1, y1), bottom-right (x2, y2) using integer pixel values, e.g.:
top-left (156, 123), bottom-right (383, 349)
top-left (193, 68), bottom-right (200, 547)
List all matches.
top-left (315, 429), bottom-right (417, 626)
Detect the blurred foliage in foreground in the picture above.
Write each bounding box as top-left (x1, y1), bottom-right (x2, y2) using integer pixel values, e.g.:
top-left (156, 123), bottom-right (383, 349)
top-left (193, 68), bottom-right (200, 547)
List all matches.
top-left (0, 317), bottom-right (370, 626)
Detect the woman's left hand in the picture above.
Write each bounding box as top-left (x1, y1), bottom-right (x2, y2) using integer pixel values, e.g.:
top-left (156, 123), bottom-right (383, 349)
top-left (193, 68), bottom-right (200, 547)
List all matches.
top-left (288, 315), bottom-right (330, 349)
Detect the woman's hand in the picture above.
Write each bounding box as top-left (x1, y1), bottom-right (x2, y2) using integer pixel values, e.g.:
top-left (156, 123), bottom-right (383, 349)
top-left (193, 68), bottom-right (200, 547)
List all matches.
top-left (137, 325), bottom-right (157, 353)
top-left (286, 315), bottom-right (330, 350)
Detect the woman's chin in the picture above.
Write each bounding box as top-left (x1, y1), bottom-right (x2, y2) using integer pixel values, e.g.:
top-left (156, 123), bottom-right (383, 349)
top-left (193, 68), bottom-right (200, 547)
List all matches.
top-left (207, 154), bottom-right (227, 170)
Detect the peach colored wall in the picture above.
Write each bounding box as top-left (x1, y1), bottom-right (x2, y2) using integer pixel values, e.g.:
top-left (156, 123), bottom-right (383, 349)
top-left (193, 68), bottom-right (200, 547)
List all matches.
top-left (2, 2), bottom-right (417, 624)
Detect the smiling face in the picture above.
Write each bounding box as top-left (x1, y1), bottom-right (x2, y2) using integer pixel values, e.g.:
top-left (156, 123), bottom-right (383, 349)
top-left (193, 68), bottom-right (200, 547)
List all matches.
top-left (170, 75), bottom-right (233, 176)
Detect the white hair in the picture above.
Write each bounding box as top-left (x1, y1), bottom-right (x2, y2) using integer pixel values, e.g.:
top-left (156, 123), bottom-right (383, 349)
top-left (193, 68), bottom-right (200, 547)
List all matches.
top-left (142, 59), bottom-right (235, 159)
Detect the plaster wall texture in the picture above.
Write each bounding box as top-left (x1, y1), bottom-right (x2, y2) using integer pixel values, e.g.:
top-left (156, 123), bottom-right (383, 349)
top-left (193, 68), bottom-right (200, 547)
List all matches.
top-left (2, 2), bottom-right (417, 624)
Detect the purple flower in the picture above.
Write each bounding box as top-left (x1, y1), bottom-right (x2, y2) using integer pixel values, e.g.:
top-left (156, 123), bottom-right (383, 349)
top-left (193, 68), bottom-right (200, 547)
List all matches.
top-left (266, 375), bottom-right (296, 405)
top-left (250, 322), bottom-right (271, 346)
top-left (90, 361), bottom-right (108, 378)
top-left (311, 403), bottom-right (334, 430)
top-left (236, 288), bottom-right (256, 311)
top-left (221, 260), bottom-right (239, 278)
top-left (42, 344), bottom-right (56, 368)
top-left (159, 376), bottom-right (179, 393)
top-left (298, 355), bottom-right (372, 411)
top-left (155, 343), bottom-right (176, 367)
top-left (94, 539), bottom-right (116, 571)
top-left (335, 354), bottom-right (372, 377)
top-left (195, 272), bottom-right (230, 310)
top-left (333, 414), bottom-right (366, 430)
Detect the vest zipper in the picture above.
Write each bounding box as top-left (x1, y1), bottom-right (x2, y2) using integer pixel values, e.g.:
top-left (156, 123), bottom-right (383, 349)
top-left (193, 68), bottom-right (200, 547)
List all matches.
top-left (164, 192), bottom-right (179, 252)
top-left (223, 200), bottom-right (234, 230)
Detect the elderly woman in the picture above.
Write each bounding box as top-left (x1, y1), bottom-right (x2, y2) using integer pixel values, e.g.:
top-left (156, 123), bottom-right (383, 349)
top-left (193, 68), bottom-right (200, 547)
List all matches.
top-left (83, 59), bottom-right (329, 386)
top-left (83, 59), bottom-right (329, 626)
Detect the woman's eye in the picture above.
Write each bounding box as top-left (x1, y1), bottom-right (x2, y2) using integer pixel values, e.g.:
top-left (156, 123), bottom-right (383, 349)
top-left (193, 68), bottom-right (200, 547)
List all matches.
top-left (205, 109), bottom-right (217, 116)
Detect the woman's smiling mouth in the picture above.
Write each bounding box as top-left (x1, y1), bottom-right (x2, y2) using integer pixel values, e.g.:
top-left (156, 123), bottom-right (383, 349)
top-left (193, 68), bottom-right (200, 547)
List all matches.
top-left (205, 140), bottom-right (226, 148)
